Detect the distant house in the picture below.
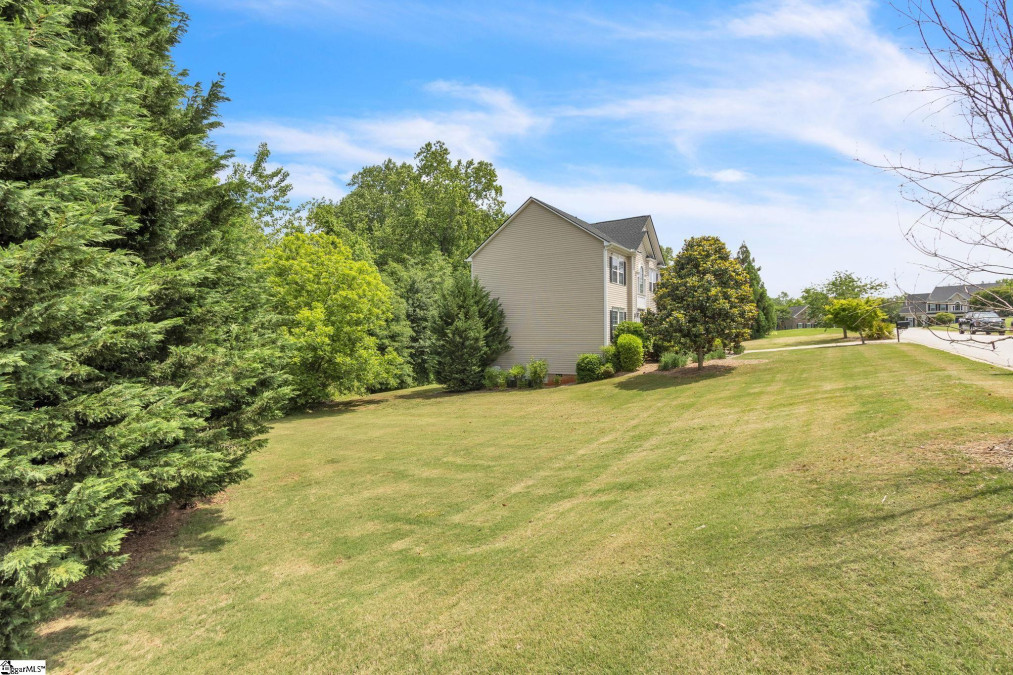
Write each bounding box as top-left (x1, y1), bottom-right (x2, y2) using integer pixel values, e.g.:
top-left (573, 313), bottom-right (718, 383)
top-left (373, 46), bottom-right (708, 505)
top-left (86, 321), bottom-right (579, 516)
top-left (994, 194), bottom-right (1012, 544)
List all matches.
top-left (467, 197), bottom-right (666, 375)
top-left (778, 305), bottom-right (816, 330)
top-left (899, 282), bottom-right (1003, 325)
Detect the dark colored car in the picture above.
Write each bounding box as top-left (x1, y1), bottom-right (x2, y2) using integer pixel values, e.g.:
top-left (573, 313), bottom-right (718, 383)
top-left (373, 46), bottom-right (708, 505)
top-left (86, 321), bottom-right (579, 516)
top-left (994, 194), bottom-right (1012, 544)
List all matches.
top-left (958, 311), bottom-right (1006, 335)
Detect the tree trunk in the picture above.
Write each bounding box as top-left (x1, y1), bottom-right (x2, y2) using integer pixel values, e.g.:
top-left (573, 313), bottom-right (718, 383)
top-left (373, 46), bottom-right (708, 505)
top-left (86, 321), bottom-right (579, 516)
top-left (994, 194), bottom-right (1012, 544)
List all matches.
top-left (843, 328), bottom-right (848, 338)
top-left (859, 332), bottom-right (865, 344)
top-left (697, 346), bottom-right (705, 370)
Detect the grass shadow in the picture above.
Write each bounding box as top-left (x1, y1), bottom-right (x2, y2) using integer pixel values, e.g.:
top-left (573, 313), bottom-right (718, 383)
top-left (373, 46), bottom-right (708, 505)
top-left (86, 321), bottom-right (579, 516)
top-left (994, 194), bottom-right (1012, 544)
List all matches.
top-left (614, 364), bottom-right (736, 391)
top-left (770, 481), bottom-right (1013, 588)
top-left (35, 504), bottom-right (230, 667)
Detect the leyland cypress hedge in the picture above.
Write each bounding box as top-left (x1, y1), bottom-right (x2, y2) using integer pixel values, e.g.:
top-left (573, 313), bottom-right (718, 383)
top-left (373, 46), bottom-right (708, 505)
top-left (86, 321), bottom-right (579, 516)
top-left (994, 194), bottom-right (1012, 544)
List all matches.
top-left (0, 1), bottom-right (288, 653)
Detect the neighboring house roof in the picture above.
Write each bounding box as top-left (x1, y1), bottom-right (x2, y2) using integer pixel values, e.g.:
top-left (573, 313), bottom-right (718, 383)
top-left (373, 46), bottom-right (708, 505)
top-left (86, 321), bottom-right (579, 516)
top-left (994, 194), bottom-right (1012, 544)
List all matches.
top-left (926, 282), bottom-right (1000, 302)
top-left (788, 305), bottom-right (808, 319)
top-left (468, 197), bottom-right (667, 264)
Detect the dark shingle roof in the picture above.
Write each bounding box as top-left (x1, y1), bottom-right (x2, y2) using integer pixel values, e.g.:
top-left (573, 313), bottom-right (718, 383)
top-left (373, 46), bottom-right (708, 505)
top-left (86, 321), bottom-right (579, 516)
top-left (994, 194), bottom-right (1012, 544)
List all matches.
top-left (589, 216), bottom-right (651, 250)
top-left (788, 305), bottom-right (808, 318)
top-left (529, 198), bottom-right (651, 252)
top-left (926, 282), bottom-right (1000, 302)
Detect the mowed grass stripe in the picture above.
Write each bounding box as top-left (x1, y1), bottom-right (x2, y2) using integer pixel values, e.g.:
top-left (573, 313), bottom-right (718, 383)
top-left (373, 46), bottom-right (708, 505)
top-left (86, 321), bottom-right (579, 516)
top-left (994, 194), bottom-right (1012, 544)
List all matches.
top-left (36, 344), bottom-right (1013, 673)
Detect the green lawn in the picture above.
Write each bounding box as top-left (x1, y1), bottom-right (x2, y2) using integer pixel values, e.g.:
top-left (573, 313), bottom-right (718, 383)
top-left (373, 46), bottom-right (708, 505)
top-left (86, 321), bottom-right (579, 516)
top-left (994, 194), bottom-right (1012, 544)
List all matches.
top-left (744, 326), bottom-right (853, 350)
top-left (36, 345), bottom-right (1013, 672)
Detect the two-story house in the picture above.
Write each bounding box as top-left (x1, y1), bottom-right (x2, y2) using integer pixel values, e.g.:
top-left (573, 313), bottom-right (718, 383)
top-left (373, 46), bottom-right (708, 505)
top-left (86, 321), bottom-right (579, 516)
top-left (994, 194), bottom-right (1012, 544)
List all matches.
top-left (899, 282), bottom-right (1002, 325)
top-left (467, 197), bottom-right (666, 376)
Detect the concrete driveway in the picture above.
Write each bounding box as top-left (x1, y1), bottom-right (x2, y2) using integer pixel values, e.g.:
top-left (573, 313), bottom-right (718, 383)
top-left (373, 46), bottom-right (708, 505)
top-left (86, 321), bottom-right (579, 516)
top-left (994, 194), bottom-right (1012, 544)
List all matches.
top-left (899, 327), bottom-right (1013, 370)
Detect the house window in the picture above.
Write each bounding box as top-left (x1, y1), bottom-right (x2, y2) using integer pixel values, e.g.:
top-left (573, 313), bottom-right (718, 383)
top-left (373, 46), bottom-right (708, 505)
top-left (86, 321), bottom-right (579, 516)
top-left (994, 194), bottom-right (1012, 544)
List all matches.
top-left (953, 303), bottom-right (962, 311)
top-left (610, 307), bottom-right (627, 336)
top-left (649, 269), bottom-right (658, 293)
top-left (609, 256), bottom-right (626, 285)
top-left (638, 265), bottom-right (645, 295)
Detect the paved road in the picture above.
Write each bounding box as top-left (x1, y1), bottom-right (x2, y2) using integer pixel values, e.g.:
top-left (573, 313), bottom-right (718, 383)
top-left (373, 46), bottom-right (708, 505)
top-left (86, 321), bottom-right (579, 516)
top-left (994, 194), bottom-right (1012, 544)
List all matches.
top-left (899, 327), bottom-right (1013, 370)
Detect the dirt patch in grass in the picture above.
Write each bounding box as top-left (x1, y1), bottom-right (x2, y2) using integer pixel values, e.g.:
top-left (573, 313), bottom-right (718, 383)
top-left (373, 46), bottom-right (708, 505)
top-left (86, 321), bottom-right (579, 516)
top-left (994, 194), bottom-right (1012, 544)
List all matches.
top-left (962, 438), bottom-right (1013, 470)
top-left (40, 500), bottom-right (228, 628)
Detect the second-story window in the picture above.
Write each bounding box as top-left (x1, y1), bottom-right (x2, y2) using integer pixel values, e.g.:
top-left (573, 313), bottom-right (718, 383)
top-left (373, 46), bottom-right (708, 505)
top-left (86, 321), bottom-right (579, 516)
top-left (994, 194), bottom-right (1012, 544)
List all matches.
top-left (638, 265), bottom-right (645, 294)
top-left (610, 255), bottom-right (626, 285)
top-left (649, 269), bottom-right (658, 293)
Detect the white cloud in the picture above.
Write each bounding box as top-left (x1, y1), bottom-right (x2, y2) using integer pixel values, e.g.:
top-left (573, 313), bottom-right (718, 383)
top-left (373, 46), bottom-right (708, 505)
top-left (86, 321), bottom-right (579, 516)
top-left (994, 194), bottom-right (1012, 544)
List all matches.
top-left (691, 168), bottom-right (751, 183)
top-left (727, 0), bottom-right (871, 40)
top-left (495, 167), bottom-right (926, 294)
top-left (221, 81), bottom-right (544, 171)
top-left (208, 0), bottom-right (963, 293)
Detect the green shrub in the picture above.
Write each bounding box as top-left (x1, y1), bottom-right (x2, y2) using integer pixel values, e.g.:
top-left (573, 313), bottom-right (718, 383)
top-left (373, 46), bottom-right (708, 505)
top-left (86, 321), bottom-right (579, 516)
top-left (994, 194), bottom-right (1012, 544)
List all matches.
top-left (732, 343), bottom-right (745, 355)
top-left (934, 312), bottom-right (955, 325)
top-left (705, 346), bottom-right (727, 361)
top-left (613, 320), bottom-right (646, 342)
top-left (576, 353), bottom-right (605, 383)
top-left (508, 363), bottom-right (527, 386)
top-left (866, 320), bottom-right (895, 340)
top-left (659, 351), bottom-right (689, 370)
top-left (527, 359), bottom-right (548, 387)
top-left (614, 320), bottom-right (653, 359)
top-left (601, 363), bottom-right (616, 377)
top-left (483, 366), bottom-right (506, 389)
top-left (616, 334), bottom-right (645, 371)
top-left (601, 344), bottom-right (620, 371)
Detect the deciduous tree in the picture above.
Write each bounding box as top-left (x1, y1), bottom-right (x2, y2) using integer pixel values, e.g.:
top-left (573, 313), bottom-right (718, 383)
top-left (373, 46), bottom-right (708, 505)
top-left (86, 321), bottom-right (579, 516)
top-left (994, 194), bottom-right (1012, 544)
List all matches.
top-left (801, 271), bottom-right (887, 336)
top-left (823, 298), bottom-right (889, 344)
top-left (323, 142), bottom-right (506, 269)
top-left (260, 233), bottom-right (407, 404)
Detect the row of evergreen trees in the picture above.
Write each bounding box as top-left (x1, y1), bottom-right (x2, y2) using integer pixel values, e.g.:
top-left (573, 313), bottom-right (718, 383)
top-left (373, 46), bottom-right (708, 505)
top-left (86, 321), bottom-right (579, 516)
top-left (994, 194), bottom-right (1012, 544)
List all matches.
top-left (0, 1), bottom-right (509, 652)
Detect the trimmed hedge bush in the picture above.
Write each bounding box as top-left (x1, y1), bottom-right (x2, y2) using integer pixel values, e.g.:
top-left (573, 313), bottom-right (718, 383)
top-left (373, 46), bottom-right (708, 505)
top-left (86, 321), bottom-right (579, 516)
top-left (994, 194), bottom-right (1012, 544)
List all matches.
top-left (935, 311), bottom-right (955, 325)
top-left (576, 353), bottom-right (606, 383)
top-left (528, 359), bottom-right (548, 387)
top-left (616, 334), bottom-right (645, 371)
top-left (601, 363), bottom-right (615, 377)
top-left (508, 364), bottom-right (527, 386)
top-left (659, 351), bottom-right (689, 370)
top-left (614, 320), bottom-right (653, 360)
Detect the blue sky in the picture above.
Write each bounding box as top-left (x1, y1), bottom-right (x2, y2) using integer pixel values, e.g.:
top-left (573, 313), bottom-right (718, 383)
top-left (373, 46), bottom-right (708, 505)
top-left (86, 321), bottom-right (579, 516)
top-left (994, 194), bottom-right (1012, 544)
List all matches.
top-left (176, 0), bottom-right (963, 295)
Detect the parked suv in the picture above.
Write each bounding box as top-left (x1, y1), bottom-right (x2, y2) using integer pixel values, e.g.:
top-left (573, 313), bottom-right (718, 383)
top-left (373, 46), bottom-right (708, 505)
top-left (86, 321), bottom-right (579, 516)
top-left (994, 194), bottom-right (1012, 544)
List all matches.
top-left (958, 311), bottom-right (1006, 335)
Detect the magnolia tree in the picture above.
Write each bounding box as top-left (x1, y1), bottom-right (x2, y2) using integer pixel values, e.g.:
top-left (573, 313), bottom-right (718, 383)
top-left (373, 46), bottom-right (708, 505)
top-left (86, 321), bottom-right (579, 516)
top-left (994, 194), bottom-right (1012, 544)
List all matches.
top-left (653, 237), bottom-right (757, 369)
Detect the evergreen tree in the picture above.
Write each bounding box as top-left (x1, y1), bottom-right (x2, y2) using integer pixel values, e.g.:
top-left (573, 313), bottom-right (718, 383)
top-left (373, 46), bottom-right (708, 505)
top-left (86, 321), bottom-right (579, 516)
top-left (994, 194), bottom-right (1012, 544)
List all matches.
top-left (381, 256), bottom-right (453, 384)
top-left (432, 274), bottom-right (510, 391)
top-left (0, 2), bottom-right (287, 652)
top-left (735, 243), bottom-right (776, 338)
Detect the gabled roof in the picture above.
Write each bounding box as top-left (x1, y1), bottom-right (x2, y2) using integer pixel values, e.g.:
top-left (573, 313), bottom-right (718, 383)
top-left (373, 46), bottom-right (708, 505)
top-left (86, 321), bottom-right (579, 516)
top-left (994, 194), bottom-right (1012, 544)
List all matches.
top-left (926, 282), bottom-right (1000, 302)
top-left (589, 215), bottom-right (653, 251)
top-left (468, 197), bottom-right (666, 263)
top-left (788, 305), bottom-right (808, 318)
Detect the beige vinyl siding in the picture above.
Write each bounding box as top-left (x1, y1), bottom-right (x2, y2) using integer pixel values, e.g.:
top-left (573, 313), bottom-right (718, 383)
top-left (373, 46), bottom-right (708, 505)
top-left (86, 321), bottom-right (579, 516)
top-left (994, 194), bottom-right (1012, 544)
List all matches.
top-left (470, 201), bottom-right (606, 375)
top-left (607, 247), bottom-right (630, 322)
top-left (639, 235), bottom-right (657, 311)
